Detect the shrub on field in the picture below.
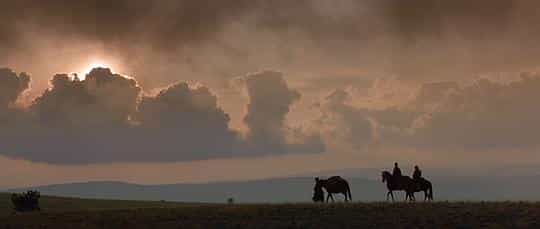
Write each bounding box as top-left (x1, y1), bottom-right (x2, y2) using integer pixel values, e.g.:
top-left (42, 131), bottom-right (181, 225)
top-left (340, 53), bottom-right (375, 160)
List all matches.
top-left (11, 190), bottom-right (41, 212)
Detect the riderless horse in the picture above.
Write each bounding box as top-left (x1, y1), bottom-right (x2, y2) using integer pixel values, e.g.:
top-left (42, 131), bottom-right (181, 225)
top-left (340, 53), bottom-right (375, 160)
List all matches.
top-left (314, 176), bottom-right (352, 202)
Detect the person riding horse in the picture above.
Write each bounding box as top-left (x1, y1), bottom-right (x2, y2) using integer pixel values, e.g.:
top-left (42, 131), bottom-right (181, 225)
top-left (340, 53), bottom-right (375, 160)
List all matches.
top-left (382, 163), bottom-right (433, 201)
top-left (412, 165), bottom-right (422, 181)
top-left (392, 162), bottom-right (405, 187)
top-left (393, 162), bottom-right (402, 177)
top-left (412, 165), bottom-right (425, 190)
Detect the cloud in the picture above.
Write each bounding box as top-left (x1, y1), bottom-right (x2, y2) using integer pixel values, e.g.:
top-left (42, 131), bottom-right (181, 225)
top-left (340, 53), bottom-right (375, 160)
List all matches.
top-left (243, 71), bottom-right (299, 146)
top-left (320, 73), bottom-right (540, 152)
top-left (0, 68), bottom-right (31, 128)
top-left (240, 70), bottom-right (324, 154)
top-left (1, 68), bottom-right (142, 163)
top-left (406, 74), bottom-right (540, 149)
top-left (5, 0), bottom-right (540, 92)
top-left (30, 68), bottom-right (140, 127)
top-left (0, 68), bottom-right (324, 164)
top-left (3, 65), bottom-right (540, 164)
top-left (0, 68), bottom-right (30, 108)
top-left (317, 89), bottom-right (374, 149)
top-left (133, 82), bottom-right (240, 160)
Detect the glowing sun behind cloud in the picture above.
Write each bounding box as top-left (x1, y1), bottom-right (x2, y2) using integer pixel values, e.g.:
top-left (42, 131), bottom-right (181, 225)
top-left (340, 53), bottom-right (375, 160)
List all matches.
top-left (75, 58), bottom-right (121, 80)
top-left (79, 61), bottom-right (108, 76)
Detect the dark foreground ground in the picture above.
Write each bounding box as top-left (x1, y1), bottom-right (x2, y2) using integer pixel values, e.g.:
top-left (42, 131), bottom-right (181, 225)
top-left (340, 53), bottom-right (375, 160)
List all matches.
top-left (1, 194), bottom-right (540, 228)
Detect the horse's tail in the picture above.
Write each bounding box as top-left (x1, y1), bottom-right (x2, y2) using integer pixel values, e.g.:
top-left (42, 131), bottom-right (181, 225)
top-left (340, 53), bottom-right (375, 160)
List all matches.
top-left (428, 182), bottom-right (433, 200)
top-left (346, 182), bottom-right (352, 201)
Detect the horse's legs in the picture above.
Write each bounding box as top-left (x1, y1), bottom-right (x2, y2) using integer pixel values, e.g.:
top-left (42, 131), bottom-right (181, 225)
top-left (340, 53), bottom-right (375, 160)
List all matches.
top-left (326, 193), bottom-right (335, 203)
top-left (343, 192), bottom-right (348, 202)
top-left (405, 191), bottom-right (413, 202)
top-left (390, 191), bottom-right (395, 202)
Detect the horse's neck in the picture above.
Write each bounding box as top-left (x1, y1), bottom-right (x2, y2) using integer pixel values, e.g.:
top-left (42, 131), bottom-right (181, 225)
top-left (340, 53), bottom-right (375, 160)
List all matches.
top-left (385, 174), bottom-right (393, 182)
top-left (388, 175), bottom-right (402, 188)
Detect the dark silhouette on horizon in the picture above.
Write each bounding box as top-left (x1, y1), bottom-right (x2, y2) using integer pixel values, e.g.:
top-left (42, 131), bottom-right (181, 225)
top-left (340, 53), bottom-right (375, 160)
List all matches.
top-left (314, 176), bottom-right (352, 202)
top-left (11, 190), bottom-right (41, 212)
top-left (382, 164), bottom-right (433, 202)
top-left (409, 165), bottom-right (433, 201)
top-left (393, 162), bottom-right (402, 177)
top-left (413, 165), bottom-right (422, 180)
top-left (312, 180), bottom-right (325, 202)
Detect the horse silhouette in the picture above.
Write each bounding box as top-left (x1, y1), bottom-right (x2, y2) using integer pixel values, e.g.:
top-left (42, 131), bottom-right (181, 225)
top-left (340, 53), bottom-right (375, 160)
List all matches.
top-left (314, 176), bottom-right (352, 202)
top-left (381, 171), bottom-right (433, 201)
top-left (381, 171), bottom-right (414, 201)
top-left (409, 177), bottom-right (434, 201)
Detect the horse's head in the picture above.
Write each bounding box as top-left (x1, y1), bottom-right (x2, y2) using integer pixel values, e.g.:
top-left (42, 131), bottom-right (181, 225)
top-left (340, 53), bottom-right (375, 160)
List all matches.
top-left (314, 177), bottom-right (325, 189)
top-left (381, 171), bottom-right (391, 183)
top-left (312, 177), bottom-right (325, 202)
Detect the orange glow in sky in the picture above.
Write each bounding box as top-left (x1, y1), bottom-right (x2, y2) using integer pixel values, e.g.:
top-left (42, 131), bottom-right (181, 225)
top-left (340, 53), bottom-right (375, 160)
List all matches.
top-left (78, 60), bottom-right (109, 79)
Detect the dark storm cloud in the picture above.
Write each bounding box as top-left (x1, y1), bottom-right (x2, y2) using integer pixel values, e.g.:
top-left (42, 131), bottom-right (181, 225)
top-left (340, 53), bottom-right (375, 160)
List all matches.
top-left (0, 0), bottom-right (251, 49)
top-left (5, 0), bottom-right (540, 83)
top-left (0, 68), bottom-right (323, 164)
top-left (386, 0), bottom-right (517, 40)
top-left (382, 0), bottom-right (540, 78)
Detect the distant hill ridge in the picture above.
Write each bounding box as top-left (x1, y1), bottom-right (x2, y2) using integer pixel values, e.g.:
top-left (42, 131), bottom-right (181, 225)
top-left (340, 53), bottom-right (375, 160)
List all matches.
top-left (7, 174), bottom-right (540, 203)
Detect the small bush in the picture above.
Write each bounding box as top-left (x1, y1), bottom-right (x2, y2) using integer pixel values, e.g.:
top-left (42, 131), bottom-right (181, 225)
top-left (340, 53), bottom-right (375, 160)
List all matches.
top-left (11, 190), bottom-right (41, 212)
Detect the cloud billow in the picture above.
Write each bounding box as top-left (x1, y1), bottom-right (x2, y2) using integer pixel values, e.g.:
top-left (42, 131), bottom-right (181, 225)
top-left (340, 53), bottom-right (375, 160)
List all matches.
top-left (242, 71), bottom-right (300, 151)
top-left (406, 74), bottom-right (540, 149)
top-left (321, 73), bottom-right (540, 152)
top-left (4, 65), bottom-right (540, 163)
top-left (0, 68), bottom-right (30, 107)
top-left (0, 68), bottom-right (324, 164)
top-left (0, 68), bottom-right (31, 128)
top-left (30, 68), bottom-right (140, 128)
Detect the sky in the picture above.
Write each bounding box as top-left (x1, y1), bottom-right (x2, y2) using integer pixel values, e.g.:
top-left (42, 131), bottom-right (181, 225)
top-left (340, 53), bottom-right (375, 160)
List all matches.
top-left (2, 0), bottom-right (540, 188)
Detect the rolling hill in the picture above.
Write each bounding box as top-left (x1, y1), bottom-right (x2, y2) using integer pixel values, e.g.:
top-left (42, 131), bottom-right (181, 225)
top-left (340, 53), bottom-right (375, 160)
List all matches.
top-left (7, 175), bottom-right (540, 203)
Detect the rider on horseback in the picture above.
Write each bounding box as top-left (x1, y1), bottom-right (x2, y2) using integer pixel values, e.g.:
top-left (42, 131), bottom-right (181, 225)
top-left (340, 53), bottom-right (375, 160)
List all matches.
top-left (392, 162), bottom-right (402, 178)
top-left (412, 165), bottom-right (424, 191)
top-left (382, 164), bottom-right (433, 201)
top-left (412, 165), bottom-right (422, 181)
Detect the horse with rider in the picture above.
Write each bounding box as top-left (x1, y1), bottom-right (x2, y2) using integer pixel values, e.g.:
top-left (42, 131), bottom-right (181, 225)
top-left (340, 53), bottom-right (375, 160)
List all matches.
top-left (381, 162), bottom-right (433, 201)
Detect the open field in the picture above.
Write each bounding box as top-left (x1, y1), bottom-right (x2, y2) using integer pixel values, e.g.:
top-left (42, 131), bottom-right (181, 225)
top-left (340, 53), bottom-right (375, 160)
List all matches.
top-left (0, 193), bottom-right (195, 217)
top-left (2, 193), bottom-right (540, 228)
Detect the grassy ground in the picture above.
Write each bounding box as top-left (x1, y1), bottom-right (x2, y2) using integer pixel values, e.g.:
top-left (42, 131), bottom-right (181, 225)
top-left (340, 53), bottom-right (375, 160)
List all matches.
top-left (2, 193), bottom-right (540, 228)
top-left (0, 193), bottom-right (194, 217)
